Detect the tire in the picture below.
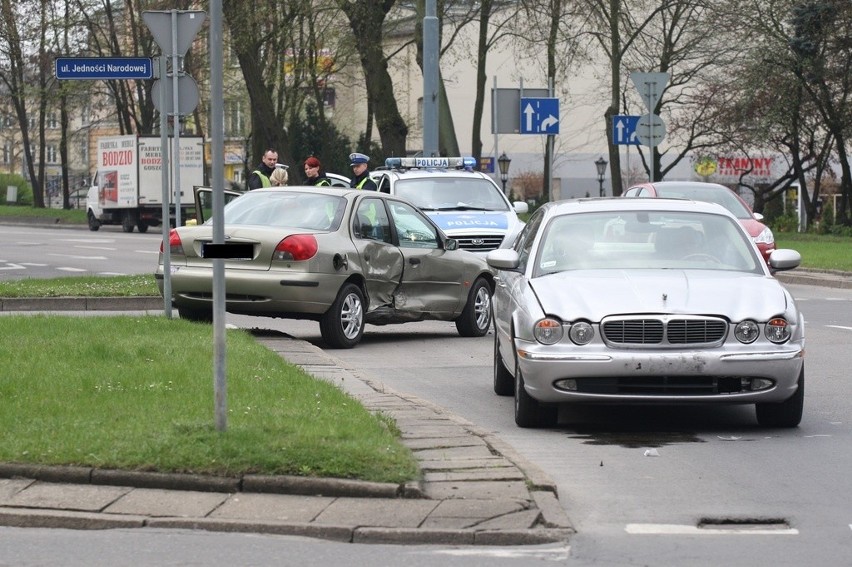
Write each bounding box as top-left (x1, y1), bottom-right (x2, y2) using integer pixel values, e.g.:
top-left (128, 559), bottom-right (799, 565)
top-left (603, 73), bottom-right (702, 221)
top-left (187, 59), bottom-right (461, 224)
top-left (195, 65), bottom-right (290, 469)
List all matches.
top-left (137, 222), bottom-right (149, 233)
top-left (320, 283), bottom-right (365, 349)
top-left (493, 329), bottom-right (514, 396)
top-left (455, 277), bottom-right (492, 337)
top-left (514, 358), bottom-right (557, 428)
top-left (122, 213), bottom-right (136, 233)
top-left (755, 367), bottom-right (804, 428)
top-left (177, 306), bottom-right (213, 323)
top-left (87, 211), bottom-right (100, 231)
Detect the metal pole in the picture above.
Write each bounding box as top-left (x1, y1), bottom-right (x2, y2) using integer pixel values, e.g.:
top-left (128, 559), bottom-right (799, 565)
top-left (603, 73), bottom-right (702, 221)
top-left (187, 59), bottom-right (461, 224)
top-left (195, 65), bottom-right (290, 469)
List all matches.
top-left (171, 9), bottom-right (182, 227)
top-left (158, 55), bottom-right (172, 318)
top-left (422, 0), bottom-right (438, 156)
top-left (492, 76), bottom-right (499, 190)
top-left (210, 0), bottom-right (227, 432)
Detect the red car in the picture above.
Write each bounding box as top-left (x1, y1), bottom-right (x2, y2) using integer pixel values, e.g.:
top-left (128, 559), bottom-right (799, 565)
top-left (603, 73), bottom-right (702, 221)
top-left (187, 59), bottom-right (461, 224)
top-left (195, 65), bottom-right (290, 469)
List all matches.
top-left (623, 181), bottom-right (776, 263)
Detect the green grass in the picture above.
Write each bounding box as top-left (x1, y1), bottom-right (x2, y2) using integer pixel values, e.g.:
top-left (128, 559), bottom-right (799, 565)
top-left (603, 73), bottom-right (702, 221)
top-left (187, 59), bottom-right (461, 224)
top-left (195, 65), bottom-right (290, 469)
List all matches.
top-left (0, 204), bottom-right (86, 224)
top-left (0, 274), bottom-right (159, 298)
top-left (0, 315), bottom-right (419, 483)
top-left (774, 232), bottom-right (852, 272)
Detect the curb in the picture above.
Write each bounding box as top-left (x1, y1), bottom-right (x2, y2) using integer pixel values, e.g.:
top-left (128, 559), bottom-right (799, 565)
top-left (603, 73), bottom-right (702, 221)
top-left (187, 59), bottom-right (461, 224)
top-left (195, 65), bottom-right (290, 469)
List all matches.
top-left (0, 296), bottom-right (165, 312)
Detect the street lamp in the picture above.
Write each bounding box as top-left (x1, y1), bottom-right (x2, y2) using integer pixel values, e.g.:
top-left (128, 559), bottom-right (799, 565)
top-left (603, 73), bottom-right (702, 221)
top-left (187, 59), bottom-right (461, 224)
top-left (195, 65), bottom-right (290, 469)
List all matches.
top-left (497, 152), bottom-right (511, 194)
top-left (594, 156), bottom-right (608, 197)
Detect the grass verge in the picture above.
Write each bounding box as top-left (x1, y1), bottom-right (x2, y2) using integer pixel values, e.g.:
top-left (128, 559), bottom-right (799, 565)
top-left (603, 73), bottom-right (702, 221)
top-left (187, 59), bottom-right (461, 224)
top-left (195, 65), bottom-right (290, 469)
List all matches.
top-left (0, 274), bottom-right (159, 298)
top-left (0, 315), bottom-right (419, 484)
top-left (774, 232), bottom-right (852, 272)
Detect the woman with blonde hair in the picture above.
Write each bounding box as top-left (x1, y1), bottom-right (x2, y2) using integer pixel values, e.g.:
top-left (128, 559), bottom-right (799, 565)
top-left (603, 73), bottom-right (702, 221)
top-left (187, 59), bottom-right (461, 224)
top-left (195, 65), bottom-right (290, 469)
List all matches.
top-left (270, 164), bottom-right (289, 186)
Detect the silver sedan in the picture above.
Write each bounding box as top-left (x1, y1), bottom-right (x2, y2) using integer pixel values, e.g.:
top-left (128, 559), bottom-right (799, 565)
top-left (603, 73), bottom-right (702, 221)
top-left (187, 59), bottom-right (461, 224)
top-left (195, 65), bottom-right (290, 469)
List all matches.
top-left (156, 187), bottom-right (494, 348)
top-left (487, 198), bottom-right (805, 428)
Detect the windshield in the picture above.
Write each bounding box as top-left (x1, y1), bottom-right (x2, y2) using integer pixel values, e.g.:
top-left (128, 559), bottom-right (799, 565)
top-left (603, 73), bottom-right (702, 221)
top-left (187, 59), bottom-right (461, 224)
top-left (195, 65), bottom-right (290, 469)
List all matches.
top-left (533, 210), bottom-right (763, 278)
top-left (393, 177), bottom-right (509, 212)
top-left (207, 190), bottom-right (346, 230)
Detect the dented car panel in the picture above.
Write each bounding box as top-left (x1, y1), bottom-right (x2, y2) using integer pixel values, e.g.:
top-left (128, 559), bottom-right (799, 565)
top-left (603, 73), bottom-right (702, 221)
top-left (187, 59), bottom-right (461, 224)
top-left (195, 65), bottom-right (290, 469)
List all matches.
top-left (488, 198), bottom-right (806, 428)
top-left (156, 186), bottom-right (494, 348)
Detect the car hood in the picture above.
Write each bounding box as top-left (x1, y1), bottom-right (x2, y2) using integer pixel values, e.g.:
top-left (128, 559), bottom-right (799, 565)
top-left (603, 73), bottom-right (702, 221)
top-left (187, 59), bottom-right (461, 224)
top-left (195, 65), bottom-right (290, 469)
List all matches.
top-left (427, 211), bottom-right (510, 232)
top-left (530, 270), bottom-right (791, 322)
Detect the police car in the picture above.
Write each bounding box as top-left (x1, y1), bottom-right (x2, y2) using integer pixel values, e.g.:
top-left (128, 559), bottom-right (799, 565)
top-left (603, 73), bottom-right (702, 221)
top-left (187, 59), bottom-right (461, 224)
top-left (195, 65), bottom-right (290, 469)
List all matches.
top-left (372, 156), bottom-right (528, 253)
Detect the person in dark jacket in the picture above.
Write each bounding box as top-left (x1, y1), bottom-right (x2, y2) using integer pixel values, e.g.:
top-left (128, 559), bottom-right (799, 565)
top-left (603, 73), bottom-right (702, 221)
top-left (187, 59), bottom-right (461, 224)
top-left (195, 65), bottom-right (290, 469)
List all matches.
top-left (247, 149), bottom-right (278, 190)
top-left (303, 156), bottom-right (331, 187)
top-left (349, 152), bottom-right (378, 191)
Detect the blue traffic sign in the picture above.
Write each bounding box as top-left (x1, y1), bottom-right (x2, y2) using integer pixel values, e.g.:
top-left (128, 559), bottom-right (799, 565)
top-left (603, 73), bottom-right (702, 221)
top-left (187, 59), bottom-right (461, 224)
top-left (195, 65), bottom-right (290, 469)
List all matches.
top-left (54, 57), bottom-right (154, 80)
top-left (520, 97), bottom-right (560, 135)
top-left (613, 115), bottom-right (640, 145)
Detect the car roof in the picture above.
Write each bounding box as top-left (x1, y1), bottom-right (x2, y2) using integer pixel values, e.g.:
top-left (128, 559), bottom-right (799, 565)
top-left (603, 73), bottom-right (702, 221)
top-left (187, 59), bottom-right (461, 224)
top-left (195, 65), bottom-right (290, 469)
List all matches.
top-left (542, 196), bottom-right (738, 218)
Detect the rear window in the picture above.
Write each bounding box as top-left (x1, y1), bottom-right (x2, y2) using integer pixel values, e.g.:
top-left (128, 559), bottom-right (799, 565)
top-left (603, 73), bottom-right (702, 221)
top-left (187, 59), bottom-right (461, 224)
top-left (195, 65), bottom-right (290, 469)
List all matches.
top-left (214, 191), bottom-right (346, 230)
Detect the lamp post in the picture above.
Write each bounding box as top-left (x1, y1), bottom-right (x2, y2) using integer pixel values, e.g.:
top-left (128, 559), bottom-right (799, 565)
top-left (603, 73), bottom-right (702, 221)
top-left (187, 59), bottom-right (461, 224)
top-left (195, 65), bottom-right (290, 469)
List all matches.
top-left (497, 152), bottom-right (511, 195)
top-left (594, 156), bottom-right (608, 197)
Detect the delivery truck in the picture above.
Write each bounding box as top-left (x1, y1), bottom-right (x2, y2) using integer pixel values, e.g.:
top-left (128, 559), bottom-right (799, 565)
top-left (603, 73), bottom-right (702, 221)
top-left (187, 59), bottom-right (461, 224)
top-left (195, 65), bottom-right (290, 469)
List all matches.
top-left (86, 135), bottom-right (205, 232)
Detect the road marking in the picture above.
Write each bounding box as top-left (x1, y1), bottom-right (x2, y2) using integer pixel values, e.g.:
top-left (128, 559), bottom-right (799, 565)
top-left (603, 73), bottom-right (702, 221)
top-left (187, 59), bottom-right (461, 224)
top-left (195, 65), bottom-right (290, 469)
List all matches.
top-left (431, 546), bottom-right (570, 559)
top-left (47, 254), bottom-right (107, 260)
top-left (626, 524), bottom-right (798, 535)
top-left (827, 325), bottom-right (852, 331)
top-left (0, 262), bottom-right (25, 271)
top-left (20, 263), bottom-right (47, 267)
top-left (73, 245), bottom-right (117, 251)
top-left (136, 250), bottom-right (160, 255)
top-left (56, 267), bottom-right (88, 272)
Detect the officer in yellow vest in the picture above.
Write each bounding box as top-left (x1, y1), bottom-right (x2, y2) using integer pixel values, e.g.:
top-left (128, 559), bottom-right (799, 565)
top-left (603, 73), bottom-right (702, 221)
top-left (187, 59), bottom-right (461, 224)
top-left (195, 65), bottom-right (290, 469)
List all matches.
top-left (248, 149), bottom-right (278, 190)
top-left (349, 152), bottom-right (378, 191)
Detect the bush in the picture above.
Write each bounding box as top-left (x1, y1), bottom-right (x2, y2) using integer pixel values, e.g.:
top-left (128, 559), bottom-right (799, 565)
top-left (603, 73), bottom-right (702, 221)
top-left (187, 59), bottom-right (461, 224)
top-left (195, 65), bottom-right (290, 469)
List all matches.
top-left (0, 173), bottom-right (33, 206)
top-left (769, 212), bottom-right (799, 233)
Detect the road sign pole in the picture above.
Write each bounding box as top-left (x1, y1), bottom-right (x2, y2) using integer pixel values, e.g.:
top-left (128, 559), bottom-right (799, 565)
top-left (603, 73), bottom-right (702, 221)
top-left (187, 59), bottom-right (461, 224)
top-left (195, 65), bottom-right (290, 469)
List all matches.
top-left (171, 10), bottom-right (182, 228)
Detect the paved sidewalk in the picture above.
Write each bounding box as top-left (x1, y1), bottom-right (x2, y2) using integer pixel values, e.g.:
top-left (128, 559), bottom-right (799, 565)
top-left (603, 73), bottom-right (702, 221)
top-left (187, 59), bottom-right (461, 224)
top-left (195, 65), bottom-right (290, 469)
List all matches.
top-left (0, 315), bottom-right (573, 546)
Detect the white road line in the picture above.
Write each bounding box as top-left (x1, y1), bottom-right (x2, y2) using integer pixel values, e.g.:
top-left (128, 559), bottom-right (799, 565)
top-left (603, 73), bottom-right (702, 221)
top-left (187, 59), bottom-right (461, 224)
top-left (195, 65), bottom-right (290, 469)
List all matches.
top-left (827, 325), bottom-right (852, 331)
top-left (136, 250), bottom-right (160, 255)
top-left (97, 272), bottom-right (128, 276)
top-left (0, 263), bottom-right (25, 271)
top-left (47, 254), bottom-right (107, 260)
top-left (56, 267), bottom-right (88, 272)
top-left (626, 524), bottom-right (798, 535)
top-left (20, 263), bottom-right (48, 267)
top-left (431, 546), bottom-right (570, 559)
top-left (73, 245), bottom-right (117, 251)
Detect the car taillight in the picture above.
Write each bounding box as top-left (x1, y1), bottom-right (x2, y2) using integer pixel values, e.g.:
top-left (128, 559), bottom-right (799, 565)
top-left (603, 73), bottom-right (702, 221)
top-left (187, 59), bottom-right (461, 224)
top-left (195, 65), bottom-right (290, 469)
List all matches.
top-left (159, 229), bottom-right (184, 256)
top-left (274, 234), bottom-right (318, 261)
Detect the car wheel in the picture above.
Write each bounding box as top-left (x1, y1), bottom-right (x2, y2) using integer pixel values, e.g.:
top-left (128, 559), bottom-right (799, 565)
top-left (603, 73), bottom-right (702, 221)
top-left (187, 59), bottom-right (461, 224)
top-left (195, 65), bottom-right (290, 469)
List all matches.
top-left (137, 222), bottom-right (149, 233)
top-left (87, 211), bottom-right (100, 231)
top-left (755, 366), bottom-right (804, 428)
top-left (493, 328), bottom-right (514, 396)
top-left (455, 278), bottom-right (491, 337)
top-left (122, 213), bottom-right (136, 233)
top-left (177, 306), bottom-right (213, 323)
top-left (514, 358), bottom-right (557, 428)
top-left (320, 283), bottom-right (365, 349)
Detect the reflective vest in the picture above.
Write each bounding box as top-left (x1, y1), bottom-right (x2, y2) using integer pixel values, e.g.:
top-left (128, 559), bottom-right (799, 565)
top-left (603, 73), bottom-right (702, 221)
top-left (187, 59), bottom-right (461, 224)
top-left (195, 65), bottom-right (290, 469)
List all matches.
top-left (253, 170), bottom-right (271, 188)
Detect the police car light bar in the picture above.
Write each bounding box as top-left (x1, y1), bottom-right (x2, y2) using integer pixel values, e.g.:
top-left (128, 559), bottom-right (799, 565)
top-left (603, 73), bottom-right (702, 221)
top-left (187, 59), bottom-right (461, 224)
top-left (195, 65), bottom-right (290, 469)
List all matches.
top-left (385, 156), bottom-right (477, 170)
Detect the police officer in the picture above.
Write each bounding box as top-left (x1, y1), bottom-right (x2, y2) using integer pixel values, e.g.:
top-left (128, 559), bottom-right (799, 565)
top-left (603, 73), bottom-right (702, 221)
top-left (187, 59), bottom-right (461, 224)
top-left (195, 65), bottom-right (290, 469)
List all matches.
top-left (349, 152), bottom-right (378, 191)
top-left (303, 156), bottom-right (331, 187)
top-left (248, 148), bottom-right (278, 190)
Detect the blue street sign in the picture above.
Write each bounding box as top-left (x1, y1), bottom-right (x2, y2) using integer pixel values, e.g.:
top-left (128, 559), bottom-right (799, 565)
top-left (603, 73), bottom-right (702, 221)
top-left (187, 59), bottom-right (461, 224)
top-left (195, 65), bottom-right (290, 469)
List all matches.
top-left (613, 115), bottom-right (640, 145)
top-left (54, 57), bottom-right (154, 80)
top-left (520, 97), bottom-right (560, 135)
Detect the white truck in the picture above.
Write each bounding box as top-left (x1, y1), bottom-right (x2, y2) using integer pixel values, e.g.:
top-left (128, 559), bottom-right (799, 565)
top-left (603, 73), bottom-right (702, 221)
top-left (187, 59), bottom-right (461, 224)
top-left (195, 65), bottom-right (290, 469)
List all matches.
top-left (86, 135), bottom-right (205, 233)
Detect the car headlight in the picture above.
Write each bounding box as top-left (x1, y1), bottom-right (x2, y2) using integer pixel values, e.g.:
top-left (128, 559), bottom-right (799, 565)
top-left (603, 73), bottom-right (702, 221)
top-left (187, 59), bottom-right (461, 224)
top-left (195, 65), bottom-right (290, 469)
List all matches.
top-left (754, 226), bottom-right (775, 245)
top-left (534, 318), bottom-right (563, 345)
top-left (568, 321), bottom-right (594, 345)
top-left (765, 317), bottom-right (791, 343)
top-left (734, 320), bottom-right (759, 343)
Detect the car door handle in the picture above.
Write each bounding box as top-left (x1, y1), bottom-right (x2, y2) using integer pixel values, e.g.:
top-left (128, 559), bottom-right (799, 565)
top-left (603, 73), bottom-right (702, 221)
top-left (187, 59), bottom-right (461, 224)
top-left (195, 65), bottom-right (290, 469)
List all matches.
top-left (409, 257), bottom-right (421, 266)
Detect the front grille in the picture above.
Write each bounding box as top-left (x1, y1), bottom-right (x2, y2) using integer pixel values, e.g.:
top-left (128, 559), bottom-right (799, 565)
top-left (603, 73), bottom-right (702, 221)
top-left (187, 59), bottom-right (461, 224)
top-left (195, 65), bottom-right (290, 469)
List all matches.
top-left (572, 376), bottom-right (748, 395)
top-left (602, 316), bottom-right (727, 346)
top-left (453, 234), bottom-right (505, 252)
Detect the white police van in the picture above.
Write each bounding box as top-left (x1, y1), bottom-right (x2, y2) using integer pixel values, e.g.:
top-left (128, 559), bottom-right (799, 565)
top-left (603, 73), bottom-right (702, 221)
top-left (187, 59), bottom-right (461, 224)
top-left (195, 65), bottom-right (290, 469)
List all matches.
top-left (372, 157), bottom-right (528, 253)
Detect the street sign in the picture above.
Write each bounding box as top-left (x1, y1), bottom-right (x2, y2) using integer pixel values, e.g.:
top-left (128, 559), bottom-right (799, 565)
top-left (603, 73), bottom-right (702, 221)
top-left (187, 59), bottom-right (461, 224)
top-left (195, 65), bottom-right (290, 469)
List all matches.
top-left (635, 113), bottom-right (666, 147)
top-left (54, 57), bottom-right (153, 80)
top-left (630, 72), bottom-right (669, 113)
top-left (142, 10), bottom-right (206, 56)
top-left (520, 97), bottom-right (560, 134)
top-left (612, 115), bottom-right (640, 145)
top-left (152, 75), bottom-right (200, 115)
top-left (491, 88), bottom-right (549, 133)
